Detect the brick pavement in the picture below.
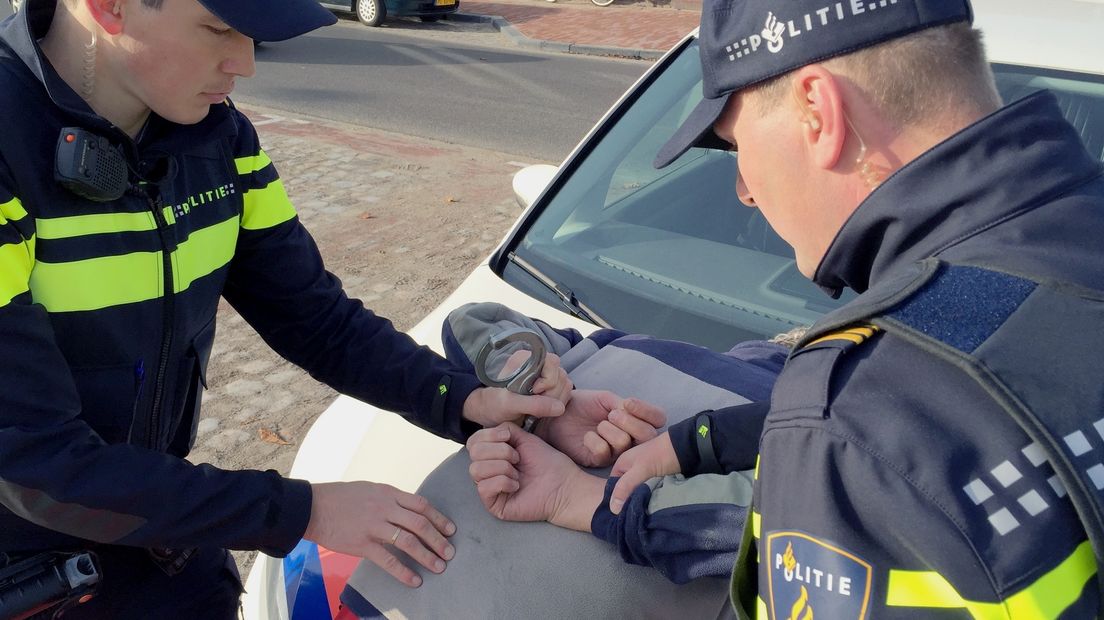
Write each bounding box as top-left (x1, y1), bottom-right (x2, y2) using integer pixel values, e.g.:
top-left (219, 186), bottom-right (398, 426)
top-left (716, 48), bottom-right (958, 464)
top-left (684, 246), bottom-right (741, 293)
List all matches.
top-left (459, 0), bottom-right (701, 55)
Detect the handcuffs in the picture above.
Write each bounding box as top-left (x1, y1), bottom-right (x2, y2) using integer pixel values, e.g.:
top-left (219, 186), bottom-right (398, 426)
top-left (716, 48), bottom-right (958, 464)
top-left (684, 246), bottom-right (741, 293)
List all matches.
top-left (473, 327), bottom-right (546, 432)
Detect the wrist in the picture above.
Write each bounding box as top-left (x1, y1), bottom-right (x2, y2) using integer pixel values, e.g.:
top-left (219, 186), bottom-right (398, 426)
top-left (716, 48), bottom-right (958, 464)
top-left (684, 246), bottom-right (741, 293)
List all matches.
top-left (461, 387), bottom-right (491, 427)
top-left (548, 470), bottom-right (605, 532)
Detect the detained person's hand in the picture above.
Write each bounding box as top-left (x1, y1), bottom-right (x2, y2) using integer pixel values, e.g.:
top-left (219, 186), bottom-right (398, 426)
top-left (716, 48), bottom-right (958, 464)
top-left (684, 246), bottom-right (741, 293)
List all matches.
top-left (467, 422), bottom-right (605, 532)
top-left (608, 432), bottom-right (681, 514)
top-left (304, 481), bottom-right (456, 588)
top-left (461, 354), bottom-right (569, 427)
top-left (535, 390), bottom-right (667, 467)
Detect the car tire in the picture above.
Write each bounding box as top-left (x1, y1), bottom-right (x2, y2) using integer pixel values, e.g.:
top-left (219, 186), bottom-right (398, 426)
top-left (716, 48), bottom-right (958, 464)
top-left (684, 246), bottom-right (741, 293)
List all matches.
top-left (590, 0), bottom-right (615, 6)
top-left (356, 0), bottom-right (386, 27)
top-left (10, 0), bottom-right (24, 12)
top-left (419, 15), bottom-right (440, 22)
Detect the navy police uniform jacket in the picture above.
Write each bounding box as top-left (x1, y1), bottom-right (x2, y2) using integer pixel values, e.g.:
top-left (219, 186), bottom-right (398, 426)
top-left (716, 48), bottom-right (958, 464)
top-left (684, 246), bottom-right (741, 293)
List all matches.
top-left (0, 5), bottom-right (481, 556)
top-left (707, 92), bottom-right (1104, 618)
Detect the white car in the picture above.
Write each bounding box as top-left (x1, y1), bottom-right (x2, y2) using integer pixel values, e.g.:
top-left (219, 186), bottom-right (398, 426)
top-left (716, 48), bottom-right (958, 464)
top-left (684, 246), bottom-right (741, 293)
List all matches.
top-left (244, 0), bottom-right (1104, 616)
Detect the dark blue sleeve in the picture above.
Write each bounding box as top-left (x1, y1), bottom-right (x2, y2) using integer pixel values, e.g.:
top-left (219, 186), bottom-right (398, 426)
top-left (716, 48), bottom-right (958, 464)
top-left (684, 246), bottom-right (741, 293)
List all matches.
top-left (221, 112), bottom-right (481, 443)
top-left (590, 476), bottom-right (747, 584)
top-left (669, 401), bottom-right (770, 475)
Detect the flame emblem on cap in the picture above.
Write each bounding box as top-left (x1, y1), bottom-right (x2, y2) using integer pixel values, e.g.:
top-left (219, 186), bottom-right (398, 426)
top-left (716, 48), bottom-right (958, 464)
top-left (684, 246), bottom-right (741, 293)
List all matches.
top-left (762, 12), bottom-right (786, 53)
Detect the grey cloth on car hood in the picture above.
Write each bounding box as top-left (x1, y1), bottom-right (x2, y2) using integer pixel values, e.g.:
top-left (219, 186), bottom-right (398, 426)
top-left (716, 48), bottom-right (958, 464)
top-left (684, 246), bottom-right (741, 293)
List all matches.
top-left (344, 303), bottom-right (764, 619)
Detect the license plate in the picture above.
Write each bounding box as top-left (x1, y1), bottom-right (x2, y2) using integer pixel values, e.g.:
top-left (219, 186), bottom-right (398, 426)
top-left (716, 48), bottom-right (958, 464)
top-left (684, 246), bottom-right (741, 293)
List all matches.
top-left (435, 0), bottom-right (455, 6)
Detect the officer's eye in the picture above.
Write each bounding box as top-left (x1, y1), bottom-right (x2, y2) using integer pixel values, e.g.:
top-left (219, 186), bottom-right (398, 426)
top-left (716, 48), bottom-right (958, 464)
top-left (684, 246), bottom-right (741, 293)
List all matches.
top-left (205, 25), bottom-right (232, 36)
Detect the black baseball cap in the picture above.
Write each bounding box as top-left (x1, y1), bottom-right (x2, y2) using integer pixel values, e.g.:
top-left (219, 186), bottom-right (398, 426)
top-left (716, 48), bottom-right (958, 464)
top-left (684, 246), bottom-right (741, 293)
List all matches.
top-left (197, 0), bottom-right (338, 42)
top-left (654, 0), bottom-right (973, 168)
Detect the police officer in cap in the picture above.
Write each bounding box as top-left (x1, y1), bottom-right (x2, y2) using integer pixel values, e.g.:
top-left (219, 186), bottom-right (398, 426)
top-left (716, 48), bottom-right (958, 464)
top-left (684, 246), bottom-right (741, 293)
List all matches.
top-left (610, 0), bottom-right (1104, 616)
top-left (0, 0), bottom-right (665, 616)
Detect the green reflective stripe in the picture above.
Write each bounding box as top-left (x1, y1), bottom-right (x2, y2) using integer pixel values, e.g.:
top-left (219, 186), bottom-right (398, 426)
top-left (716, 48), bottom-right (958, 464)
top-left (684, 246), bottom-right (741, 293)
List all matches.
top-left (0, 234), bottom-right (34, 307)
top-left (36, 212), bottom-right (156, 240)
top-left (172, 216), bottom-right (237, 293)
top-left (241, 179), bottom-right (295, 230)
top-left (162, 205), bottom-right (176, 226)
top-left (0, 196), bottom-right (29, 225)
top-left (886, 541), bottom-right (1095, 619)
top-left (234, 150), bottom-right (272, 175)
top-left (31, 216), bottom-right (238, 312)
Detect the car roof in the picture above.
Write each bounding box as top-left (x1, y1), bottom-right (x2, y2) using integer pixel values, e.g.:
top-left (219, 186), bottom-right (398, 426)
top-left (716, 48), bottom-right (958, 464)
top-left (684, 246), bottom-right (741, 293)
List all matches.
top-left (686, 0), bottom-right (1104, 78)
top-left (973, 0), bottom-right (1104, 76)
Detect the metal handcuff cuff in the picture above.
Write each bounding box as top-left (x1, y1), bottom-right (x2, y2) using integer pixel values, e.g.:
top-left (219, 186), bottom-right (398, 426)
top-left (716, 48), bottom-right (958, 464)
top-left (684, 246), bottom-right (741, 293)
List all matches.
top-left (473, 327), bottom-right (546, 433)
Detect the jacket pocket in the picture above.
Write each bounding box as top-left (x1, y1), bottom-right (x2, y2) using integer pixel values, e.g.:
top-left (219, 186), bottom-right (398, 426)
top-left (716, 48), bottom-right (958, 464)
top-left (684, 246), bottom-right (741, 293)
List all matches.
top-left (70, 362), bottom-right (143, 444)
top-left (166, 316), bottom-right (217, 456)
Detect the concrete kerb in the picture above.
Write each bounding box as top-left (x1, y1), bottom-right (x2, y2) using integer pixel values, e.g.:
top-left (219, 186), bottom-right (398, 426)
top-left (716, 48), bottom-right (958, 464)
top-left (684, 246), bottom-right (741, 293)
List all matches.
top-left (449, 11), bottom-right (665, 59)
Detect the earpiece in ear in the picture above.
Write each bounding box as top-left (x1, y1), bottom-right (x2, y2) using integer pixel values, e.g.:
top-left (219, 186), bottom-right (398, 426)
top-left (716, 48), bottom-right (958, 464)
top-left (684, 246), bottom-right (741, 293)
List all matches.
top-left (791, 85), bottom-right (821, 132)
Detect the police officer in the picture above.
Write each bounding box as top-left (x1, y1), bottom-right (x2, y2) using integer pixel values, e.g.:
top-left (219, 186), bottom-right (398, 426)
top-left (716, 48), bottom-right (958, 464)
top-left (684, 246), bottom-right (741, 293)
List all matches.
top-left (609, 0), bottom-right (1104, 616)
top-left (0, 0), bottom-right (655, 616)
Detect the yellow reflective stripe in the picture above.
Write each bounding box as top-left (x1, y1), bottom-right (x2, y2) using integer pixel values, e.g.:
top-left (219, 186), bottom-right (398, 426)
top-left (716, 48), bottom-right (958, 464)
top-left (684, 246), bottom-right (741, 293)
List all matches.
top-left (0, 234), bottom-right (34, 306)
top-left (752, 510), bottom-right (761, 539)
top-left (241, 179), bottom-right (296, 230)
top-left (31, 251), bottom-right (162, 312)
top-left (886, 541), bottom-right (1095, 619)
top-left (35, 212), bottom-right (157, 240)
top-left (234, 150), bottom-right (272, 175)
top-left (806, 325), bottom-right (880, 348)
top-left (172, 216), bottom-right (238, 293)
top-left (30, 217), bottom-right (238, 312)
top-left (1004, 541), bottom-right (1095, 617)
top-left (756, 597), bottom-right (768, 619)
top-left (0, 196), bottom-right (29, 225)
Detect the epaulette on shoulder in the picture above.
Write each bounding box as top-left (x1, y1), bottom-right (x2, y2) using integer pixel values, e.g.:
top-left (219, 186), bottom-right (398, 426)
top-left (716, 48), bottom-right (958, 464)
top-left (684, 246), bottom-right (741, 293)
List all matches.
top-left (802, 324), bottom-right (881, 350)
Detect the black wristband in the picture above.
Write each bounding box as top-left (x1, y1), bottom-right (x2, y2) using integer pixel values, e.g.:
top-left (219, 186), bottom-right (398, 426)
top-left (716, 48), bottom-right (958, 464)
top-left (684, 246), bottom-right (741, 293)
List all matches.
top-left (430, 374), bottom-right (451, 432)
top-left (694, 412), bottom-right (723, 474)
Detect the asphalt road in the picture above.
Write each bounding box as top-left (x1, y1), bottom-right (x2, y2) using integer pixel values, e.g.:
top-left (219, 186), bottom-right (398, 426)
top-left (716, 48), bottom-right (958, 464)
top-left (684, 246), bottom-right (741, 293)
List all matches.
top-left (0, 5), bottom-right (648, 161)
top-left (235, 18), bottom-right (650, 162)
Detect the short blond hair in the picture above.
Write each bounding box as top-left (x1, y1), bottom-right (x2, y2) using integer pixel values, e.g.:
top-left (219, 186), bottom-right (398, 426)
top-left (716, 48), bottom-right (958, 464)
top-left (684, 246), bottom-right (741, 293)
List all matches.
top-left (750, 22), bottom-right (1001, 128)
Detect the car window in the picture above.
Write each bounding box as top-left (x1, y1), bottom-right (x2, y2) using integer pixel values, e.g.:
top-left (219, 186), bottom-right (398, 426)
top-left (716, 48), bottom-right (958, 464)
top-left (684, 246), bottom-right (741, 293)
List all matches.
top-left (506, 41), bottom-right (1104, 352)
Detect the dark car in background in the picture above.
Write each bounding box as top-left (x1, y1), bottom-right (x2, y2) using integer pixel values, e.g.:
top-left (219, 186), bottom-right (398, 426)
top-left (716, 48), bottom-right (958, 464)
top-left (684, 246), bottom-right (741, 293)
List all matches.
top-left (320, 0), bottom-right (458, 27)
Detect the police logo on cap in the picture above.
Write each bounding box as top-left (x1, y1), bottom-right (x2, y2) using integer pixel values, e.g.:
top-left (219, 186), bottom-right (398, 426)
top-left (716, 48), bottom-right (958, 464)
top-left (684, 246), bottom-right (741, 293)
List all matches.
top-left (653, 0), bottom-right (973, 169)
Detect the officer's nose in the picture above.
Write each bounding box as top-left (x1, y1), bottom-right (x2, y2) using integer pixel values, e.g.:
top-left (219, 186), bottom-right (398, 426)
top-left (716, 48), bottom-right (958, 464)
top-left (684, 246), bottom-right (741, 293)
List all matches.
top-left (221, 32), bottom-right (256, 79)
top-left (736, 170), bottom-right (756, 208)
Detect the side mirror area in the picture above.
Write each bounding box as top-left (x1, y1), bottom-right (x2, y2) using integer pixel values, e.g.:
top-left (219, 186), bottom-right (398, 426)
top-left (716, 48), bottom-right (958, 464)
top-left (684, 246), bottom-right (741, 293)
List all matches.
top-left (511, 164), bottom-right (558, 210)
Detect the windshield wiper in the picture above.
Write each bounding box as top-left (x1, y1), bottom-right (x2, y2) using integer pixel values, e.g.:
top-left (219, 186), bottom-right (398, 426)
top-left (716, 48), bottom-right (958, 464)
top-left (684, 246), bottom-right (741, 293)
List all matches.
top-left (507, 253), bottom-right (611, 328)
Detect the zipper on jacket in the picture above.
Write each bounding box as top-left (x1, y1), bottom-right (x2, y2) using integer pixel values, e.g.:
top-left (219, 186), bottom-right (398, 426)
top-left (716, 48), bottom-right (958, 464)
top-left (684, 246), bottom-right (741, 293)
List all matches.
top-left (142, 187), bottom-right (176, 450)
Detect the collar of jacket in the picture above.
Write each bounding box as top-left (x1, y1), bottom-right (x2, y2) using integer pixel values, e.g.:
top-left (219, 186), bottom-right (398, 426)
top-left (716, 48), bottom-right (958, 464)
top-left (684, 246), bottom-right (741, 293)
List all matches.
top-left (0, 0), bottom-right (238, 155)
top-left (812, 91), bottom-right (1103, 296)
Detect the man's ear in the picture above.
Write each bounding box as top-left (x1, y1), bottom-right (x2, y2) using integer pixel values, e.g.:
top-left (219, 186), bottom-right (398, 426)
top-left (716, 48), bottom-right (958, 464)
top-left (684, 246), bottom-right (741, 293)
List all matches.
top-left (85, 0), bottom-right (125, 35)
top-left (791, 66), bottom-right (846, 171)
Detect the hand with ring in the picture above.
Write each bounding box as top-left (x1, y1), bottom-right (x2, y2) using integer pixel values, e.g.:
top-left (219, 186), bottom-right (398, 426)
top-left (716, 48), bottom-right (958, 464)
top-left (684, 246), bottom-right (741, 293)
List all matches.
top-left (304, 481), bottom-right (457, 587)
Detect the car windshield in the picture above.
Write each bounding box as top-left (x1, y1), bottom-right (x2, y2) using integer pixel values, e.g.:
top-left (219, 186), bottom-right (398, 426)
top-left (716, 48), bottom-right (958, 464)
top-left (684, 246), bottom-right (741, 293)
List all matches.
top-left (504, 39), bottom-right (1104, 352)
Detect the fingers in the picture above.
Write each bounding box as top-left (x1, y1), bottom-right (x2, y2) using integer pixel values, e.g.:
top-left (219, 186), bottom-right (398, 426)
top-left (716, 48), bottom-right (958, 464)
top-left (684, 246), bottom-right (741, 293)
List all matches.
top-left (609, 462), bottom-right (652, 515)
top-left (475, 474), bottom-right (520, 506)
top-left (389, 495), bottom-right (456, 576)
top-left (596, 419), bottom-right (633, 456)
top-left (583, 430), bottom-right (611, 464)
top-left (468, 458), bottom-right (519, 483)
top-left (514, 390), bottom-right (566, 420)
top-left (366, 543), bottom-right (424, 587)
top-left (607, 407), bottom-right (660, 445)
top-left (532, 354), bottom-right (573, 405)
top-left (621, 398), bottom-right (667, 428)
top-left (467, 425), bottom-right (520, 464)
